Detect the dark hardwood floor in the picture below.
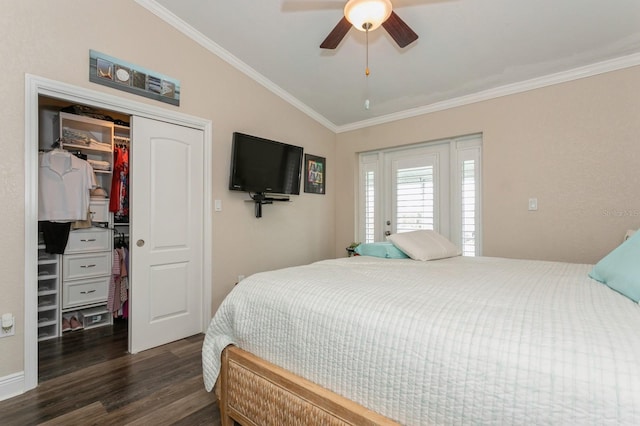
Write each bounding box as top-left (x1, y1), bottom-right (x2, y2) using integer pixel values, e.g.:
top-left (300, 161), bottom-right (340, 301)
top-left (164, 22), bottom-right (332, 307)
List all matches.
top-left (0, 319), bottom-right (221, 425)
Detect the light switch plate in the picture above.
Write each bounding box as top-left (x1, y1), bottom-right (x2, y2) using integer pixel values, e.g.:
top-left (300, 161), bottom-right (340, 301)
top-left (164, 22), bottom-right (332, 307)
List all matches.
top-left (528, 198), bottom-right (538, 211)
top-left (214, 199), bottom-right (222, 212)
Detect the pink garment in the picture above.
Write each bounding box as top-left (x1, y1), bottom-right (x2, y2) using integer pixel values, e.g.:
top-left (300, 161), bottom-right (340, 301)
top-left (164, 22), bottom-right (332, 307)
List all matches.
top-left (107, 249), bottom-right (121, 313)
top-left (122, 299), bottom-right (129, 319)
top-left (117, 247), bottom-right (129, 303)
top-left (108, 248), bottom-right (130, 315)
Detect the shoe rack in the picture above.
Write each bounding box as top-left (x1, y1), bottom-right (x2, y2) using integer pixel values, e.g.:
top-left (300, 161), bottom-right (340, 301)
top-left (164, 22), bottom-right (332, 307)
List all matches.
top-left (37, 235), bottom-right (60, 341)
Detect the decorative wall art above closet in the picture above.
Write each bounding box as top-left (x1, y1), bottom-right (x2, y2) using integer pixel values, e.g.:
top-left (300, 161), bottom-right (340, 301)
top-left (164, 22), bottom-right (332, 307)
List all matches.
top-left (89, 50), bottom-right (181, 106)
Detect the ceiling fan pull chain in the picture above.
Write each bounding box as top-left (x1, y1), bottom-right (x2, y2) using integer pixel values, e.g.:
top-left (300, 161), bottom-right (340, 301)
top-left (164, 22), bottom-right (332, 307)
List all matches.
top-left (365, 24), bottom-right (370, 76)
top-left (364, 23), bottom-right (371, 110)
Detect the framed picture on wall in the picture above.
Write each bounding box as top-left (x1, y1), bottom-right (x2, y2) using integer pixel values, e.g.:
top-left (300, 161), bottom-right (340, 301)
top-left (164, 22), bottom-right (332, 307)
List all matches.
top-left (304, 154), bottom-right (326, 194)
top-left (89, 50), bottom-right (181, 106)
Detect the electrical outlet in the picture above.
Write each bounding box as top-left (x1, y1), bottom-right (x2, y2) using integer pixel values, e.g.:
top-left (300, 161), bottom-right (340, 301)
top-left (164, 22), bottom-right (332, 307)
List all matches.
top-left (238, 275), bottom-right (245, 283)
top-left (528, 198), bottom-right (538, 211)
top-left (0, 315), bottom-right (15, 338)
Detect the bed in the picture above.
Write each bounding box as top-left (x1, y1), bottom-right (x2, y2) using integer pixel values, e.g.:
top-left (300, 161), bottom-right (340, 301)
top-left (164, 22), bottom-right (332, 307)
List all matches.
top-left (202, 236), bottom-right (640, 425)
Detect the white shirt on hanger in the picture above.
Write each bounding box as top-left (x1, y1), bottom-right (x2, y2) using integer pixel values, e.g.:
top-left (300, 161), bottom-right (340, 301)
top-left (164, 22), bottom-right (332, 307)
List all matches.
top-left (38, 150), bottom-right (96, 221)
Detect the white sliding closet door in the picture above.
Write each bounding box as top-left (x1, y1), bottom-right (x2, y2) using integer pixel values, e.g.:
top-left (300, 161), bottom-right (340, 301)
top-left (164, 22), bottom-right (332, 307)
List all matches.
top-left (130, 116), bottom-right (204, 353)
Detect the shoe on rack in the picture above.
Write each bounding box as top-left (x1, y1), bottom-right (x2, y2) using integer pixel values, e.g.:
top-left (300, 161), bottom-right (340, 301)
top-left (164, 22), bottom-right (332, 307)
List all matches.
top-left (62, 317), bottom-right (71, 332)
top-left (69, 316), bottom-right (83, 331)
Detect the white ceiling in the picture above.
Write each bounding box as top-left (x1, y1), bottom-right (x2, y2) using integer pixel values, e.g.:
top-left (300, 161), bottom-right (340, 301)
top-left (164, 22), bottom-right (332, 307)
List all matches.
top-left (141, 0), bottom-right (640, 131)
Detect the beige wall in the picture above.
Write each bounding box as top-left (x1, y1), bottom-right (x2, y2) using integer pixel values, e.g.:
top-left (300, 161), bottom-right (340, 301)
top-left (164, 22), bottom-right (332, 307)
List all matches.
top-left (0, 1), bottom-right (335, 379)
top-left (2, 0), bottom-right (639, 393)
top-left (336, 66), bottom-right (640, 265)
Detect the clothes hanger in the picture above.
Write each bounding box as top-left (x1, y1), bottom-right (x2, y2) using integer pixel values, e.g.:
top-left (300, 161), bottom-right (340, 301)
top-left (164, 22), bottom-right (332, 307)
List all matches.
top-left (50, 139), bottom-right (69, 154)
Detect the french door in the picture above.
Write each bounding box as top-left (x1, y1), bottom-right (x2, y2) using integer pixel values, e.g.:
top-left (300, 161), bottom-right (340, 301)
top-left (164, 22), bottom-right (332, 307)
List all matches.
top-left (384, 144), bottom-right (450, 238)
top-left (358, 135), bottom-right (482, 255)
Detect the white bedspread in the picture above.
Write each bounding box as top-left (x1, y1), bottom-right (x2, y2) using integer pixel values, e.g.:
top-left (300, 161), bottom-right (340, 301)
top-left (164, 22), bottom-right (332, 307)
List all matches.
top-left (202, 256), bottom-right (640, 425)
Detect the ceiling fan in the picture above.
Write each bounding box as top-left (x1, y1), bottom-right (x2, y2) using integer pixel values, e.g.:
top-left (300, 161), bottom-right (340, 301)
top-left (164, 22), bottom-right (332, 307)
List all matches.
top-left (320, 0), bottom-right (418, 49)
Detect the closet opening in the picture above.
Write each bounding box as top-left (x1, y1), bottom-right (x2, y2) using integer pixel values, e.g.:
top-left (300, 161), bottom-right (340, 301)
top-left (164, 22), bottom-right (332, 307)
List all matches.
top-left (37, 95), bottom-right (132, 380)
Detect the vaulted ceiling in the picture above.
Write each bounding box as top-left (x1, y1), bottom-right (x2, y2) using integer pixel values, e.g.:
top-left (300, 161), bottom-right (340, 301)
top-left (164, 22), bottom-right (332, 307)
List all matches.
top-left (141, 0), bottom-right (640, 131)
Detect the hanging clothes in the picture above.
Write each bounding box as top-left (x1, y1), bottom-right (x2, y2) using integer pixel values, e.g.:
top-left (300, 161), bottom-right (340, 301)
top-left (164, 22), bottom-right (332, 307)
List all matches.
top-left (118, 246), bottom-right (129, 318)
top-left (122, 245), bottom-right (130, 319)
top-left (109, 146), bottom-right (129, 222)
top-left (38, 149), bottom-right (96, 222)
top-left (107, 248), bottom-right (121, 314)
top-left (40, 222), bottom-right (71, 254)
top-left (108, 246), bottom-right (130, 317)
top-left (38, 149), bottom-right (96, 253)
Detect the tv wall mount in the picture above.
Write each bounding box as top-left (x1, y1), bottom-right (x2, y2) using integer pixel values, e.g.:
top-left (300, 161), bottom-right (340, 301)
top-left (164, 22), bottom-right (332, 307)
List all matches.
top-left (248, 193), bottom-right (290, 218)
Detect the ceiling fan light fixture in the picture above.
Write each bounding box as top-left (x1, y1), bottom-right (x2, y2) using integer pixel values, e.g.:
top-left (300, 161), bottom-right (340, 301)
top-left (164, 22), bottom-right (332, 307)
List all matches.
top-left (344, 0), bottom-right (392, 32)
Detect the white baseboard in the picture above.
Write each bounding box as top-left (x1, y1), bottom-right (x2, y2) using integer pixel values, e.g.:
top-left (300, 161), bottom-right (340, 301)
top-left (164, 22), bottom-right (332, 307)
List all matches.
top-left (0, 372), bottom-right (25, 402)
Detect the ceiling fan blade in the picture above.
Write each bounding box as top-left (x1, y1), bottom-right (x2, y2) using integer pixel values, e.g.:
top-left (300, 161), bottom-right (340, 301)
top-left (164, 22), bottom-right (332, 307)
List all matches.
top-left (382, 11), bottom-right (419, 48)
top-left (320, 16), bottom-right (352, 49)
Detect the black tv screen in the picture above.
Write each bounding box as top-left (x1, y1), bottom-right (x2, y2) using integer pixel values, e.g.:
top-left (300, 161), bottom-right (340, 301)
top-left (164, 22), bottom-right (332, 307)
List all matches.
top-left (229, 132), bottom-right (303, 195)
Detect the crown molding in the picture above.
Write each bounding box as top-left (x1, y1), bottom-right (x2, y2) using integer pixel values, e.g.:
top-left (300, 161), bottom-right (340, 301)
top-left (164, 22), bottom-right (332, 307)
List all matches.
top-left (136, 1), bottom-right (640, 135)
top-left (335, 52), bottom-right (640, 133)
top-left (135, 0), bottom-right (338, 133)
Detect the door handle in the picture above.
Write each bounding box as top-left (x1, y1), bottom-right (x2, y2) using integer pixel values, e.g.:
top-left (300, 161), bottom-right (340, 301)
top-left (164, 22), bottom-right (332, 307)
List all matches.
top-left (385, 231), bottom-right (391, 236)
top-left (137, 239), bottom-right (145, 247)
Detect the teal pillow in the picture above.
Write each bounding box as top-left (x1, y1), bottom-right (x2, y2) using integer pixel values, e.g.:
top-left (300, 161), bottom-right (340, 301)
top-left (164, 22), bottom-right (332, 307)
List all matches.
top-left (354, 242), bottom-right (409, 259)
top-left (589, 231), bottom-right (640, 302)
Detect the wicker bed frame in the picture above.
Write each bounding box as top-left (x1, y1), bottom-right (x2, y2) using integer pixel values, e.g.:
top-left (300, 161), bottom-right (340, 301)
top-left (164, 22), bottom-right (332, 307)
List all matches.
top-left (216, 346), bottom-right (399, 425)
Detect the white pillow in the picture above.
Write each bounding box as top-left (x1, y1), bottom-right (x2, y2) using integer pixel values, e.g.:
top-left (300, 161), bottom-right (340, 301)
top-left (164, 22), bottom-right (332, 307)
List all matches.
top-left (387, 230), bottom-right (461, 261)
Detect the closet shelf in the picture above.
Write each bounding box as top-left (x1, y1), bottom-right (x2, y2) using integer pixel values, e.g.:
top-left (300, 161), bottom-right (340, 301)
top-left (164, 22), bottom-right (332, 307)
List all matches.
top-left (62, 142), bottom-right (112, 153)
top-left (37, 274), bottom-right (57, 280)
top-left (62, 301), bottom-right (109, 313)
top-left (38, 304), bottom-right (57, 313)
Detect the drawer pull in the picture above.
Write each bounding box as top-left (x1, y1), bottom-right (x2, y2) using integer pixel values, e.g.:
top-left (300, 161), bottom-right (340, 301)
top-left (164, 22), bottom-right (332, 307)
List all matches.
top-left (80, 238), bottom-right (97, 242)
top-left (80, 290), bottom-right (96, 294)
top-left (80, 264), bottom-right (97, 268)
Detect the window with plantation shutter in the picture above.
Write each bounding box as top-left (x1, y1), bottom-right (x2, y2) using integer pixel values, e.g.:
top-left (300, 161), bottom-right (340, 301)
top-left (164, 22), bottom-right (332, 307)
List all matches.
top-left (461, 160), bottom-right (477, 255)
top-left (359, 154), bottom-right (380, 244)
top-left (395, 165), bottom-right (434, 233)
top-left (456, 141), bottom-right (482, 256)
top-left (358, 134), bottom-right (482, 255)
top-left (364, 170), bottom-right (376, 243)
top-left (387, 144), bottom-right (449, 238)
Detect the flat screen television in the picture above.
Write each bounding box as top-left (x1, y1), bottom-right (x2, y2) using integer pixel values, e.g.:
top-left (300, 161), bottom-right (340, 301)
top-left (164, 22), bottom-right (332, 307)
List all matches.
top-left (228, 132), bottom-right (304, 196)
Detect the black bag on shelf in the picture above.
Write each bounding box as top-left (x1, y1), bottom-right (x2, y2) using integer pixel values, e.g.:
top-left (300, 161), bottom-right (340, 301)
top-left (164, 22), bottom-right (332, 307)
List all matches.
top-left (61, 104), bottom-right (114, 122)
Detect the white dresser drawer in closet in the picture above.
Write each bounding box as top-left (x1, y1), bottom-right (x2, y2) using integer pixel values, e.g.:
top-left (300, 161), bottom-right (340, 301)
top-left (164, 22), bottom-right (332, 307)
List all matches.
top-left (63, 252), bottom-right (111, 280)
top-left (62, 276), bottom-right (109, 309)
top-left (65, 228), bottom-right (111, 253)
